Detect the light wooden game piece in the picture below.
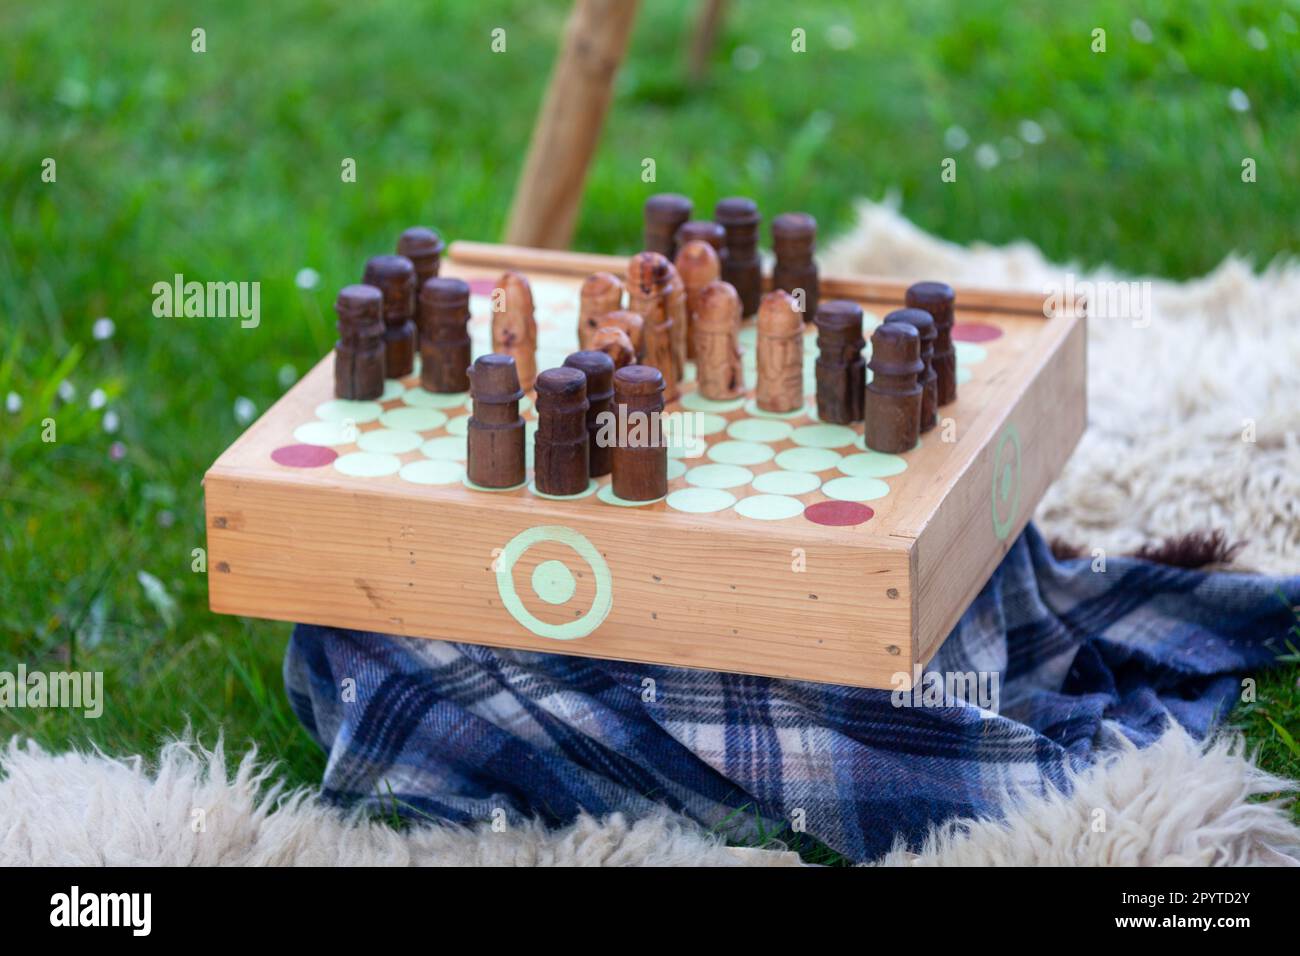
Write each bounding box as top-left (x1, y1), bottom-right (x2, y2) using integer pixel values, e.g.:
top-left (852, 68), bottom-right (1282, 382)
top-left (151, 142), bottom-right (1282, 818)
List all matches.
top-left (362, 254), bottom-right (417, 378)
top-left (333, 284), bottom-right (386, 400)
top-left (418, 277), bottom-right (472, 393)
top-left (906, 280), bottom-right (957, 406)
top-left (466, 354), bottom-right (526, 489)
top-left (865, 322), bottom-right (924, 454)
top-left (492, 271), bottom-right (538, 391)
top-left (590, 325), bottom-right (636, 370)
top-left (626, 252), bottom-right (678, 401)
top-left (814, 299), bottom-right (865, 424)
top-left (756, 290), bottom-right (804, 414)
top-left (884, 307), bottom-right (938, 433)
top-left (578, 272), bottom-right (624, 349)
top-left (533, 367), bottom-right (590, 496)
top-left (598, 310), bottom-right (645, 358)
top-left (694, 280), bottom-right (744, 400)
top-left (674, 219), bottom-right (726, 257)
top-left (772, 212), bottom-right (819, 320)
top-left (714, 196), bottom-right (762, 317)
top-left (643, 193), bottom-right (693, 259)
top-left (612, 364), bottom-right (667, 501)
top-left (664, 259), bottom-right (688, 382)
top-left (674, 239), bottom-right (720, 360)
top-left (397, 227), bottom-right (445, 295)
top-left (563, 349), bottom-right (616, 477)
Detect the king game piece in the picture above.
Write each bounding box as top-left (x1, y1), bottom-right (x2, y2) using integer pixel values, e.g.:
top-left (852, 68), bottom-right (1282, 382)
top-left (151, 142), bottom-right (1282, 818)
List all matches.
top-left (611, 364), bottom-right (667, 502)
top-left (563, 349), bottom-right (616, 477)
top-left (578, 272), bottom-right (624, 350)
top-left (626, 252), bottom-right (678, 401)
top-left (396, 226), bottom-right (445, 296)
top-left (864, 322), bottom-right (924, 454)
top-left (533, 367), bottom-right (590, 496)
top-left (694, 280), bottom-right (744, 400)
top-left (714, 196), bottom-right (762, 317)
top-left (674, 239), bottom-right (721, 361)
top-left (813, 299), bottom-right (865, 424)
top-left (756, 290), bottom-right (804, 414)
top-left (361, 254), bottom-right (417, 378)
top-left (492, 271), bottom-right (538, 391)
top-left (466, 353), bottom-right (526, 489)
top-left (674, 219), bottom-right (726, 257)
top-left (643, 193), bottom-right (693, 259)
top-left (905, 280), bottom-right (957, 406)
top-left (883, 307), bottom-right (938, 432)
top-left (590, 325), bottom-right (636, 370)
top-left (771, 212), bottom-right (819, 320)
top-left (333, 284), bottom-right (386, 400)
top-left (418, 277), bottom-right (472, 393)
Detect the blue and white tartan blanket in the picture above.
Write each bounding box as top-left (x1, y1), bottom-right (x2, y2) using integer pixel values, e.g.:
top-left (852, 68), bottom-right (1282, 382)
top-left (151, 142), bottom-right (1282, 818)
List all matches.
top-left (285, 524), bottom-right (1300, 862)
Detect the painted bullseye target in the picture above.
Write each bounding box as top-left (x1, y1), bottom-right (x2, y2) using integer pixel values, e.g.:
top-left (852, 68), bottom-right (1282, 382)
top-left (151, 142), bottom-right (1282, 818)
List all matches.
top-left (495, 525), bottom-right (613, 640)
top-left (991, 423), bottom-right (1022, 540)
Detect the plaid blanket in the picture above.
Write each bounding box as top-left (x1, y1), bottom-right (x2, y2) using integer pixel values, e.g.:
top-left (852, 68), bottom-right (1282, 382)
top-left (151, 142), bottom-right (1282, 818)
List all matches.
top-left (284, 524), bottom-right (1300, 862)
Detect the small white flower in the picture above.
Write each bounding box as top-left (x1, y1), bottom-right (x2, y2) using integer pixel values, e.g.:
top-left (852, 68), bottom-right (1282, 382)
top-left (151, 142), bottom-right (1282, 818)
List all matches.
top-left (826, 24), bottom-right (855, 50)
top-left (234, 396), bottom-right (257, 425)
top-left (157, 510), bottom-right (175, 529)
top-left (5, 392), bottom-right (21, 413)
top-left (732, 45), bottom-right (762, 71)
top-left (974, 143), bottom-right (1000, 169)
top-left (1246, 27), bottom-right (1267, 50)
top-left (89, 388), bottom-right (107, 410)
top-left (277, 363), bottom-right (298, 388)
top-left (92, 317), bottom-right (116, 341)
top-left (1228, 88), bottom-right (1251, 112)
top-left (1018, 119), bottom-right (1045, 144)
top-left (103, 409), bottom-right (120, 433)
top-left (58, 380), bottom-right (76, 402)
top-left (295, 267), bottom-right (321, 291)
top-left (1130, 19), bottom-right (1153, 43)
top-left (944, 125), bottom-right (970, 150)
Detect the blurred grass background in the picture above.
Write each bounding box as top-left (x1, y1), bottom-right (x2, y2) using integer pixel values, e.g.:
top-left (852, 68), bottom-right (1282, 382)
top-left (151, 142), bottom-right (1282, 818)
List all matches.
top-left (1, 0), bottom-right (1297, 819)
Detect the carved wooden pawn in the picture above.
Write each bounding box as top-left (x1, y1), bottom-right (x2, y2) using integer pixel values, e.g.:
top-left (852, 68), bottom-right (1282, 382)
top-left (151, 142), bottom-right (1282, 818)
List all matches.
top-left (418, 277), bottom-right (472, 393)
top-left (772, 212), bottom-right (819, 320)
top-left (598, 310), bottom-right (645, 358)
top-left (611, 365), bottom-right (667, 502)
top-left (397, 227), bottom-right (445, 297)
top-left (626, 252), bottom-right (678, 401)
top-left (492, 271), bottom-right (538, 391)
top-left (694, 281), bottom-right (744, 400)
top-left (883, 307), bottom-right (938, 432)
top-left (362, 254), bottom-right (417, 378)
top-left (905, 280), bottom-right (957, 405)
top-left (643, 193), bottom-right (693, 259)
top-left (715, 196), bottom-right (762, 317)
top-left (813, 300), bottom-right (865, 424)
top-left (563, 349), bottom-right (616, 477)
top-left (864, 323), bottom-right (924, 454)
top-left (466, 354), bottom-right (526, 489)
top-left (590, 326), bottom-right (636, 370)
top-left (333, 284), bottom-right (386, 400)
top-left (674, 219), bottom-right (726, 257)
top-left (664, 259), bottom-right (688, 382)
top-left (756, 290), bottom-right (804, 414)
top-left (533, 367), bottom-right (590, 496)
top-left (674, 239), bottom-right (721, 361)
top-left (578, 272), bottom-right (624, 350)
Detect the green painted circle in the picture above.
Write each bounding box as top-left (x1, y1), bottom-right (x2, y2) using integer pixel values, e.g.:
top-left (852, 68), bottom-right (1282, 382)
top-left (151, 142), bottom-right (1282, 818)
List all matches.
top-left (333, 451), bottom-right (402, 478)
top-left (597, 483), bottom-right (664, 507)
top-left (822, 475), bottom-right (891, 501)
top-left (420, 435), bottom-right (468, 461)
top-left (358, 428), bottom-right (423, 454)
top-left (379, 406), bottom-right (448, 431)
top-left (734, 494), bottom-right (804, 521)
top-left (531, 560), bottom-right (576, 605)
top-left (691, 412), bottom-right (729, 436)
top-left (791, 423), bottom-right (858, 449)
top-left (666, 487), bottom-right (736, 514)
top-left (315, 399), bottom-right (383, 424)
top-left (528, 479), bottom-right (598, 500)
top-left (707, 440), bottom-right (774, 467)
top-left (774, 447), bottom-right (842, 472)
top-left (727, 418), bottom-right (794, 442)
top-left (380, 380), bottom-right (407, 401)
top-left (398, 459), bottom-right (465, 485)
top-left (838, 451), bottom-right (907, 478)
top-left (743, 398), bottom-right (806, 419)
top-left (495, 525), bottom-right (613, 640)
top-left (294, 420), bottom-right (355, 447)
top-left (403, 388), bottom-right (468, 409)
top-left (446, 414), bottom-right (471, 436)
top-left (957, 366), bottom-right (973, 385)
top-left (956, 342), bottom-right (988, 365)
top-left (680, 392), bottom-right (745, 413)
top-left (667, 459), bottom-right (687, 480)
top-left (991, 422), bottom-right (1022, 540)
top-left (666, 436), bottom-right (708, 459)
top-left (463, 476), bottom-right (526, 493)
top-left (752, 470), bottom-right (821, 495)
top-left (685, 463), bottom-right (754, 489)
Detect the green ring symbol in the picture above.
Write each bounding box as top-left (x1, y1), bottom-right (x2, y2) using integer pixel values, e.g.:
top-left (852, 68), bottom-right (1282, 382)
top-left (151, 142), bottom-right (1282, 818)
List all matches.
top-left (991, 423), bottom-right (1022, 541)
top-left (495, 525), bottom-right (613, 640)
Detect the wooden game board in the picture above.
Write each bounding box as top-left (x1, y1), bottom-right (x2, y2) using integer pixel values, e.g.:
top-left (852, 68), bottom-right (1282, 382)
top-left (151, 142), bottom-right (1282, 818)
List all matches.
top-left (205, 241), bottom-right (1085, 689)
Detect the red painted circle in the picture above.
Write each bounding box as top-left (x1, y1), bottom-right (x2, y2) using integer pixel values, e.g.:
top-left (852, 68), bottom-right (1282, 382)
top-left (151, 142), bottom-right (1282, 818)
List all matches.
top-left (804, 500), bottom-right (874, 526)
top-left (468, 278), bottom-right (497, 296)
top-left (272, 444), bottom-right (338, 468)
top-left (952, 322), bottom-right (1003, 342)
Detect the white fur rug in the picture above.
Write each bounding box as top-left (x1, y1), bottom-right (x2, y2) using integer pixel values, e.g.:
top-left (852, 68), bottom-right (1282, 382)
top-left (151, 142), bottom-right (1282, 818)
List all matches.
top-left (5, 202), bottom-right (1298, 865)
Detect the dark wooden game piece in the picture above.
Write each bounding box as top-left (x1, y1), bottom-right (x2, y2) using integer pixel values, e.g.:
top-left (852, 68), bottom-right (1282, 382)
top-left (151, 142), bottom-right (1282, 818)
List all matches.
top-left (533, 367), bottom-right (590, 496)
top-left (578, 272), bottom-right (624, 349)
top-left (772, 212), bottom-right (819, 320)
top-left (362, 254), bottom-right (417, 378)
top-left (333, 284), bottom-right (386, 400)
top-left (864, 322), bottom-right (924, 454)
top-left (756, 290), bottom-right (804, 414)
top-left (674, 239), bottom-right (721, 360)
top-left (674, 219), bottom-right (726, 257)
top-left (814, 299), bottom-right (865, 424)
top-left (694, 280), bottom-right (744, 400)
top-left (563, 349), bottom-right (616, 477)
top-left (626, 252), bottom-right (678, 401)
top-left (418, 277), bottom-right (472, 393)
top-left (905, 281), bottom-right (957, 406)
top-left (883, 307), bottom-right (938, 432)
top-left (611, 364), bottom-right (667, 502)
top-left (714, 196), bottom-right (762, 317)
top-left (591, 325), bottom-right (636, 370)
top-left (643, 193), bottom-right (693, 259)
top-left (466, 354), bottom-right (526, 489)
top-left (492, 271), bottom-right (538, 391)
top-left (397, 227), bottom-right (445, 295)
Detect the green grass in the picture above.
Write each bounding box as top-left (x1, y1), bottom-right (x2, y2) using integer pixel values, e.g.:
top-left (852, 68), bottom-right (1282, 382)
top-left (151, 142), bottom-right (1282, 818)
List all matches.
top-left (1, 0), bottom-right (1297, 836)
